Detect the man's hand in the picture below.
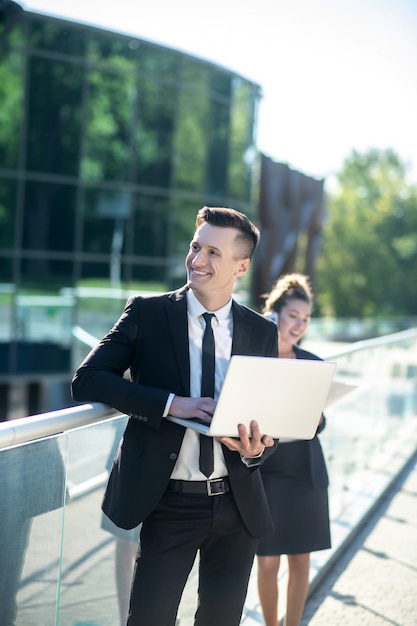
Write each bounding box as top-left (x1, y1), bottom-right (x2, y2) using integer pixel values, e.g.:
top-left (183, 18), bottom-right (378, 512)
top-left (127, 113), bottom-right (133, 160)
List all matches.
top-left (218, 420), bottom-right (274, 457)
top-left (168, 396), bottom-right (216, 424)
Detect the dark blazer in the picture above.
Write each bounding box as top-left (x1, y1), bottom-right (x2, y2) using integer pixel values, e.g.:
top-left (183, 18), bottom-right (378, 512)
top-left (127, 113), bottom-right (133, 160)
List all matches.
top-left (72, 286), bottom-right (279, 539)
top-left (294, 345), bottom-right (329, 488)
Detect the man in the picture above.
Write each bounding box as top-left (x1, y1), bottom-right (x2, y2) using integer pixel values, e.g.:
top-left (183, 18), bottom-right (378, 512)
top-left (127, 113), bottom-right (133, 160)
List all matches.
top-left (72, 206), bottom-right (278, 626)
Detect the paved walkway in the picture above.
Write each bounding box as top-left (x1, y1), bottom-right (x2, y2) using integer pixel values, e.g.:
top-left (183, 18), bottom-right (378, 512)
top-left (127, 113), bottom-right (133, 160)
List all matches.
top-left (176, 454), bottom-right (417, 626)
top-left (177, 439), bottom-right (417, 626)
top-left (300, 453), bottom-right (417, 626)
top-left (15, 451), bottom-right (417, 625)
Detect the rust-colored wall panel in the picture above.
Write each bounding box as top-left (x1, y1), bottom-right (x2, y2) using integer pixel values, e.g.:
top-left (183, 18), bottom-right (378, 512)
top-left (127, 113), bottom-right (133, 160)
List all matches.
top-left (252, 154), bottom-right (325, 309)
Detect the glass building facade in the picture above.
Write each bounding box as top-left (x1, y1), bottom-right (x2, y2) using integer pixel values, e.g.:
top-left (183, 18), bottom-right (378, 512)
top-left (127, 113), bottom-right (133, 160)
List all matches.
top-left (0, 6), bottom-right (261, 375)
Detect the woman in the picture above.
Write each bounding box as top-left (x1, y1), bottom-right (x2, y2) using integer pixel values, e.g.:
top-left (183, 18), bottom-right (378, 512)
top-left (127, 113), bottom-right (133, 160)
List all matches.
top-left (257, 273), bottom-right (331, 626)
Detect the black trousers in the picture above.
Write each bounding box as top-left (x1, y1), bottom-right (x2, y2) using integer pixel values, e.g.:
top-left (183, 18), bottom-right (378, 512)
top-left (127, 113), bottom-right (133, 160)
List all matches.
top-left (127, 489), bottom-right (258, 626)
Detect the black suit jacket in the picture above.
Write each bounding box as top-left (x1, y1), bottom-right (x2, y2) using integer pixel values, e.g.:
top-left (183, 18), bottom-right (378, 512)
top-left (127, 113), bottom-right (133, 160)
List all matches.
top-left (72, 286), bottom-right (279, 538)
top-left (294, 345), bottom-right (329, 487)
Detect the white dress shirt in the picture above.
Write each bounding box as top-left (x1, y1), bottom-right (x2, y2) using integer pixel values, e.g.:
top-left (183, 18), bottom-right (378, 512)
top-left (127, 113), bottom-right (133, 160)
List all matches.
top-left (170, 289), bottom-right (232, 480)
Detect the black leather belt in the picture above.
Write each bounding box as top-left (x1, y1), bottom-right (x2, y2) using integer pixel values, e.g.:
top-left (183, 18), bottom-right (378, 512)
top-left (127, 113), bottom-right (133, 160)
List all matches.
top-left (167, 477), bottom-right (230, 496)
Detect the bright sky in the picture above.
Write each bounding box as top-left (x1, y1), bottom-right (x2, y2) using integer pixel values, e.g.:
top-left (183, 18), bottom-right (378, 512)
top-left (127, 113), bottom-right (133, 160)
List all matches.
top-left (22, 0), bottom-right (417, 183)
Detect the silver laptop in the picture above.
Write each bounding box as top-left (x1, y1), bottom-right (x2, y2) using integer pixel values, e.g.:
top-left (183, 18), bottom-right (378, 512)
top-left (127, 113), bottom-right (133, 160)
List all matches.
top-left (168, 355), bottom-right (337, 440)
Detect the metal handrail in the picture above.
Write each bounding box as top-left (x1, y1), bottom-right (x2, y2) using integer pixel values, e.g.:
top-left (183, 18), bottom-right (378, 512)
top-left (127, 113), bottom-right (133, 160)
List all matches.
top-left (0, 402), bottom-right (119, 450)
top-left (324, 327), bottom-right (417, 359)
top-left (72, 325), bottom-right (100, 348)
top-left (1, 327), bottom-right (415, 451)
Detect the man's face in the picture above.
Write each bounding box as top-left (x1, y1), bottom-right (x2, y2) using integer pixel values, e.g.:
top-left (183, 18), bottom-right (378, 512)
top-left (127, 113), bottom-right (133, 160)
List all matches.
top-left (185, 222), bottom-right (249, 304)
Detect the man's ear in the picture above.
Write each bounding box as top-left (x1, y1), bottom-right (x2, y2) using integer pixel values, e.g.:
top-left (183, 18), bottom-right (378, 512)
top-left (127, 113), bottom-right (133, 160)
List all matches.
top-left (236, 258), bottom-right (250, 276)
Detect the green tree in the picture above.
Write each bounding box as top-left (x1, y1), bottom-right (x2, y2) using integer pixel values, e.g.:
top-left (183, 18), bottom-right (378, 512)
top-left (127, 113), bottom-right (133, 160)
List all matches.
top-left (315, 149), bottom-right (417, 317)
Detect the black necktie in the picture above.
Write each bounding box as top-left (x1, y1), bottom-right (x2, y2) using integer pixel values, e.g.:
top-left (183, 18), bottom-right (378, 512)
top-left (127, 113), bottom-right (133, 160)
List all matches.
top-left (199, 312), bottom-right (215, 477)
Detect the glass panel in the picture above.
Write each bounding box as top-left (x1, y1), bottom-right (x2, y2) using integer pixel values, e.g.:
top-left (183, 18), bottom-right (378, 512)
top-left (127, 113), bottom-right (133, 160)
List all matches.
top-left (79, 260), bottom-right (113, 285)
top-left (19, 258), bottom-right (74, 297)
top-left (210, 68), bottom-right (232, 99)
top-left (12, 266), bottom-right (73, 370)
top-left (228, 78), bottom-right (258, 201)
top-left (172, 198), bottom-right (200, 264)
top-left (88, 31), bottom-right (140, 65)
top-left (58, 416), bottom-right (136, 625)
top-left (313, 332), bottom-right (417, 568)
top-left (15, 290), bottom-right (73, 348)
top-left (323, 338), bottom-right (417, 506)
top-left (29, 18), bottom-right (86, 55)
top-left (82, 189), bottom-right (131, 260)
top-left (173, 66), bottom-right (209, 191)
top-left (135, 78), bottom-right (176, 186)
top-left (139, 43), bottom-right (180, 82)
top-left (180, 57), bottom-right (210, 91)
top-left (75, 285), bottom-right (129, 345)
top-left (123, 194), bottom-right (169, 284)
top-left (23, 181), bottom-right (76, 252)
top-left (130, 261), bottom-right (167, 286)
top-left (26, 56), bottom-right (83, 175)
top-left (0, 14), bottom-right (25, 48)
top-left (0, 284), bottom-right (13, 344)
top-left (16, 254), bottom-right (74, 369)
top-left (1, 436), bottom-right (67, 625)
top-left (0, 41), bottom-right (24, 169)
top-left (206, 100), bottom-right (230, 196)
top-left (83, 68), bottom-right (136, 182)
top-left (132, 195), bottom-right (169, 258)
top-left (0, 177), bottom-right (16, 254)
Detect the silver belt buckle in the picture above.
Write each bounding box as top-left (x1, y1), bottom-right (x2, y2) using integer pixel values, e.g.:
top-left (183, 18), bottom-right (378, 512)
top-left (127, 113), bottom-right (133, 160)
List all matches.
top-left (207, 478), bottom-right (225, 496)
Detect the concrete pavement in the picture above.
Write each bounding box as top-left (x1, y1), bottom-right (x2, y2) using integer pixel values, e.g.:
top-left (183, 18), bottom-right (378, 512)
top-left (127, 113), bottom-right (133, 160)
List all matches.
top-left (300, 452), bottom-right (417, 626)
top-left (15, 451), bottom-right (417, 625)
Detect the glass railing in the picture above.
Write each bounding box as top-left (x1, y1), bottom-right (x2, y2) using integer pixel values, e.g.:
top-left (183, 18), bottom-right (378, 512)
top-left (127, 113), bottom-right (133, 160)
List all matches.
top-left (0, 328), bottom-right (416, 625)
top-left (304, 329), bottom-right (417, 583)
top-left (244, 327), bottom-right (417, 623)
top-left (0, 404), bottom-right (122, 626)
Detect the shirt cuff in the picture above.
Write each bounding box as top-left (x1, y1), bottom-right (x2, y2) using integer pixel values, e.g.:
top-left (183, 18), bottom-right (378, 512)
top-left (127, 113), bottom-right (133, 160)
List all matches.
top-left (163, 393), bottom-right (175, 417)
top-left (240, 448), bottom-right (264, 468)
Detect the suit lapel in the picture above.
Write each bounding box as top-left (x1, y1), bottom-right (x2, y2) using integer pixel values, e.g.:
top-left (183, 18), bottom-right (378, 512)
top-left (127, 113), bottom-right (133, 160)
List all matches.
top-left (165, 287), bottom-right (190, 394)
top-left (164, 293), bottom-right (254, 392)
top-left (231, 300), bottom-right (252, 355)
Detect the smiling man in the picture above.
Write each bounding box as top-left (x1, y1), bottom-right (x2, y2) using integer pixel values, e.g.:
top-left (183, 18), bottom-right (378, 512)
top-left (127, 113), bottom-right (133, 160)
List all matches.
top-left (72, 206), bottom-right (278, 626)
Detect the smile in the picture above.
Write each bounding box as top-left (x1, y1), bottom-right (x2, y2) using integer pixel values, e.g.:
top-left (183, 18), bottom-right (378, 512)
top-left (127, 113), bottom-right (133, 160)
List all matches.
top-left (192, 268), bottom-right (210, 276)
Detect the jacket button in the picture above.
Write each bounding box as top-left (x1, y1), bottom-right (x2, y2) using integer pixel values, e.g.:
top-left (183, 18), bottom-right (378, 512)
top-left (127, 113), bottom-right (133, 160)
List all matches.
top-left (169, 453), bottom-right (177, 461)
top-left (142, 416), bottom-right (149, 422)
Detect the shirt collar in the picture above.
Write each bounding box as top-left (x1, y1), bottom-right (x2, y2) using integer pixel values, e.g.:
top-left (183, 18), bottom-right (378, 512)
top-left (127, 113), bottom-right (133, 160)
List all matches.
top-left (187, 289), bottom-right (232, 322)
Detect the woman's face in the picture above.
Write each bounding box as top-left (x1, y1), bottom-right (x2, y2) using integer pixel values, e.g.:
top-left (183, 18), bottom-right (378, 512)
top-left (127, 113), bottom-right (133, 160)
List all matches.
top-left (278, 298), bottom-right (312, 349)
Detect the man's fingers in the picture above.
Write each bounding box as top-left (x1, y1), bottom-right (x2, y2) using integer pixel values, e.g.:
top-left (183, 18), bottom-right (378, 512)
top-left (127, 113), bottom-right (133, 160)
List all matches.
top-left (261, 435), bottom-right (275, 448)
top-left (237, 423), bottom-right (250, 445)
top-left (249, 420), bottom-right (261, 440)
top-left (218, 420), bottom-right (264, 456)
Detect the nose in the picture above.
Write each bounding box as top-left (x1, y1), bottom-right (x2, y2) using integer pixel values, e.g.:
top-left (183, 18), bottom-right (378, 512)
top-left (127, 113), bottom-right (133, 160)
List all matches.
top-left (296, 318), bottom-right (307, 329)
top-left (193, 249), bottom-right (207, 266)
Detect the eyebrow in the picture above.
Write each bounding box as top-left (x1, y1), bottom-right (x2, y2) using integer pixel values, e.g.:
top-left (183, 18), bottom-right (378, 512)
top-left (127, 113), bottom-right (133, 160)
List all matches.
top-left (192, 240), bottom-right (222, 254)
top-left (288, 307), bottom-right (311, 316)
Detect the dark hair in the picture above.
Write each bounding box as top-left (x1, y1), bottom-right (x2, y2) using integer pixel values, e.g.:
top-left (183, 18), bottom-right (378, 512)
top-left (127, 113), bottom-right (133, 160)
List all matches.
top-left (263, 273), bottom-right (313, 314)
top-left (195, 206), bottom-right (260, 260)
